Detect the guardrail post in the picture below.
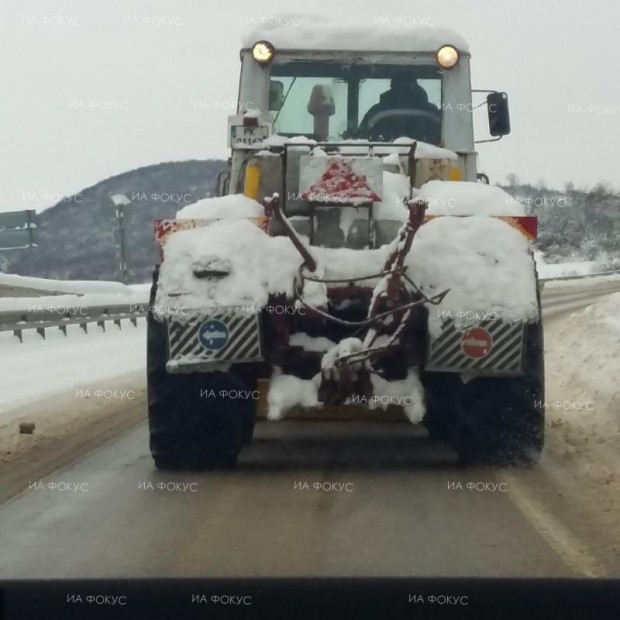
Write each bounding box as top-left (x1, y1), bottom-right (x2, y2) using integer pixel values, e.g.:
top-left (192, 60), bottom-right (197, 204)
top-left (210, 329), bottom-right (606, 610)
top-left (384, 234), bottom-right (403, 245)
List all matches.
top-left (0, 300), bottom-right (151, 340)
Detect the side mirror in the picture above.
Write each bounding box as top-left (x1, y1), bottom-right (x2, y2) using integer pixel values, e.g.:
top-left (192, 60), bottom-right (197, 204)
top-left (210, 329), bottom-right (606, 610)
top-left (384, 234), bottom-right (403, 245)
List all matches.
top-left (269, 80), bottom-right (284, 111)
top-left (487, 92), bottom-right (511, 136)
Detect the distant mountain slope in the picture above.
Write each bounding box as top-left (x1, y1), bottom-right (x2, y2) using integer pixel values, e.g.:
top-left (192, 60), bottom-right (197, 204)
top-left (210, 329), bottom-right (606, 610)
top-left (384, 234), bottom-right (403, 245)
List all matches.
top-left (3, 160), bottom-right (226, 283)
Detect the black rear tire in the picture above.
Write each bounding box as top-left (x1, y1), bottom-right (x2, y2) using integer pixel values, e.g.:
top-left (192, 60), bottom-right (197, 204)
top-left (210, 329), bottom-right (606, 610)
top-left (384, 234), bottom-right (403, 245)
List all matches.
top-left (422, 373), bottom-right (455, 442)
top-left (423, 320), bottom-right (544, 466)
top-left (453, 320), bottom-right (545, 466)
top-left (147, 267), bottom-right (257, 470)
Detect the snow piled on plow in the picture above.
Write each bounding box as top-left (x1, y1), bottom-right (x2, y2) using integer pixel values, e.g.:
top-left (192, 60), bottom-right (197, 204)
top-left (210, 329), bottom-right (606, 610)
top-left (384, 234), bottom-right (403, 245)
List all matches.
top-left (156, 209), bottom-right (538, 337)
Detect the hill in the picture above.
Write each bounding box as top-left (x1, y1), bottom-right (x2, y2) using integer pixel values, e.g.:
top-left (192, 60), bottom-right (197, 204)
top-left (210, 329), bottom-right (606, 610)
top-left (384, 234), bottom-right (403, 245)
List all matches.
top-left (2, 160), bottom-right (225, 283)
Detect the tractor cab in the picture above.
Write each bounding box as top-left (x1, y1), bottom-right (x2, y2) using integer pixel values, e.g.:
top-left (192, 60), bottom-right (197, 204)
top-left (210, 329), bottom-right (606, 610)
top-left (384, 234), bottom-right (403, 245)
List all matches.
top-left (224, 21), bottom-right (510, 199)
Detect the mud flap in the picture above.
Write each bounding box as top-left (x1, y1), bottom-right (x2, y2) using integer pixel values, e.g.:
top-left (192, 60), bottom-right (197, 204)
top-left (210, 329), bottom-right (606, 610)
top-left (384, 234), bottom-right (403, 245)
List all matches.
top-left (427, 319), bottom-right (525, 375)
top-left (164, 308), bottom-right (263, 373)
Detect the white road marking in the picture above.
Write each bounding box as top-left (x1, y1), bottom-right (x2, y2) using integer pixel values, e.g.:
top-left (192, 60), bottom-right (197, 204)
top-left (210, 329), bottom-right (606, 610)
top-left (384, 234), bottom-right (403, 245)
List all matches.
top-left (497, 471), bottom-right (607, 578)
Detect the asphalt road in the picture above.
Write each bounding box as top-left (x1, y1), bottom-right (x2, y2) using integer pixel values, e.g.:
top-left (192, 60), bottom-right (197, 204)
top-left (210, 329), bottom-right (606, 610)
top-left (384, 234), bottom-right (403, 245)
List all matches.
top-left (0, 290), bottom-right (618, 580)
top-left (0, 414), bottom-right (617, 579)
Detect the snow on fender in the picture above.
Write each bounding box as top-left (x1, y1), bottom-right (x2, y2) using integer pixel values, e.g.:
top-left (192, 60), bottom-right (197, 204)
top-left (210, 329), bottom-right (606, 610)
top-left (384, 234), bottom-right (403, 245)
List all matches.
top-left (419, 181), bottom-right (525, 216)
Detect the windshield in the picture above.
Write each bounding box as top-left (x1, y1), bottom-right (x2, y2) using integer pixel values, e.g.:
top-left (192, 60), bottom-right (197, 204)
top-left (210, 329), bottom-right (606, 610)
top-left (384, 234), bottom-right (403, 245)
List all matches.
top-left (269, 61), bottom-right (443, 144)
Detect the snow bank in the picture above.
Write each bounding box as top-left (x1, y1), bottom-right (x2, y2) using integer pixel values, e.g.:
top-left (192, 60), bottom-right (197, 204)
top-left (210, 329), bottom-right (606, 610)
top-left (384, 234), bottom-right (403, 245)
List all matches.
top-left (157, 212), bottom-right (538, 337)
top-left (0, 322), bottom-right (146, 412)
top-left (545, 293), bottom-right (620, 455)
top-left (177, 194), bottom-right (264, 220)
top-left (0, 273), bottom-right (134, 296)
top-left (535, 256), bottom-right (601, 279)
top-left (242, 16), bottom-right (469, 53)
top-left (418, 181), bottom-right (525, 216)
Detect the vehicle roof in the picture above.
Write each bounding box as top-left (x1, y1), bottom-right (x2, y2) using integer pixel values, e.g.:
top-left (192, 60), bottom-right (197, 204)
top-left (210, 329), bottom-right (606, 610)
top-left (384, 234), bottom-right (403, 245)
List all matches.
top-left (241, 17), bottom-right (470, 54)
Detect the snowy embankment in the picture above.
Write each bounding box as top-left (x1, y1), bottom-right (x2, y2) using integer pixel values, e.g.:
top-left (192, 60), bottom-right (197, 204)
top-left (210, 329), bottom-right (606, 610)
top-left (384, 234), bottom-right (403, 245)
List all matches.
top-left (0, 277), bottom-right (148, 414)
top-left (0, 321), bottom-right (146, 414)
top-left (0, 322), bottom-right (147, 487)
top-left (537, 261), bottom-right (599, 280)
top-left (542, 293), bottom-right (619, 533)
top-left (545, 293), bottom-right (620, 456)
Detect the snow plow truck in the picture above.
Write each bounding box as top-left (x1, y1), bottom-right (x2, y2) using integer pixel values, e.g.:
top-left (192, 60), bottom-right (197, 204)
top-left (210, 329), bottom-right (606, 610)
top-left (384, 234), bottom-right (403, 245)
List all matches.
top-left (147, 19), bottom-right (544, 469)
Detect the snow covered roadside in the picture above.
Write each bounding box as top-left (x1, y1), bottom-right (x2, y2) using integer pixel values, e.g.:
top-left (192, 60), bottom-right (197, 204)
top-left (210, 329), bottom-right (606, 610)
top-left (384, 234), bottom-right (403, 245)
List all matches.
top-left (0, 273), bottom-right (137, 296)
top-left (544, 293), bottom-right (620, 456)
top-left (535, 255), bottom-right (601, 280)
top-left (539, 294), bottom-right (620, 556)
top-left (0, 322), bottom-right (147, 489)
top-left (534, 249), bottom-right (620, 280)
top-left (0, 321), bottom-right (146, 413)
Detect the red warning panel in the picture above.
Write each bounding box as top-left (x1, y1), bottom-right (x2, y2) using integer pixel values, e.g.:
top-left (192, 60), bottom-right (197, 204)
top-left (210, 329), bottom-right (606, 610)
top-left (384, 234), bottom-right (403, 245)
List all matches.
top-left (461, 326), bottom-right (493, 359)
top-left (299, 156), bottom-right (383, 203)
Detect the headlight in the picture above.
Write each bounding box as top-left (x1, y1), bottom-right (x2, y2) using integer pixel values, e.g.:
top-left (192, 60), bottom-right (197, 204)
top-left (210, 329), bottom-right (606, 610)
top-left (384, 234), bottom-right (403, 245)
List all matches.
top-left (436, 45), bottom-right (459, 70)
top-left (252, 40), bottom-right (275, 66)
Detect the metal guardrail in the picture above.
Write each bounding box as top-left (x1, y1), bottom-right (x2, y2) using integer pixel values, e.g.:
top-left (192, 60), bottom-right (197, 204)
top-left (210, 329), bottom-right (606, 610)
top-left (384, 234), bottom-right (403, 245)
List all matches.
top-left (540, 275), bottom-right (620, 317)
top-left (540, 268), bottom-right (620, 283)
top-left (0, 303), bottom-right (147, 342)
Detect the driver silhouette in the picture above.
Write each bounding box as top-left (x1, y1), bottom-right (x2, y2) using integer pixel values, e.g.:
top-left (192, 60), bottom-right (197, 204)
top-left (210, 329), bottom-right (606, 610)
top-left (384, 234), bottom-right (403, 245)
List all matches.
top-left (358, 71), bottom-right (440, 142)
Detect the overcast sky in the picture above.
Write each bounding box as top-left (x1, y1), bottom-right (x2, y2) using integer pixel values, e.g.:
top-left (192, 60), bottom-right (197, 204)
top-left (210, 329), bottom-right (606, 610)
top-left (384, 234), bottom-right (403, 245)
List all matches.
top-left (1, 0), bottom-right (619, 212)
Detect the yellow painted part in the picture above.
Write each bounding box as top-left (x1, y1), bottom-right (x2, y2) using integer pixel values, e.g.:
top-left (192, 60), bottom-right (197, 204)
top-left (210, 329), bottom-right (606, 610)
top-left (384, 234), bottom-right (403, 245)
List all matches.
top-left (256, 378), bottom-right (408, 422)
top-left (448, 166), bottom-right (463, 181)
top-left (244, 164), bottom-right (261, 199)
